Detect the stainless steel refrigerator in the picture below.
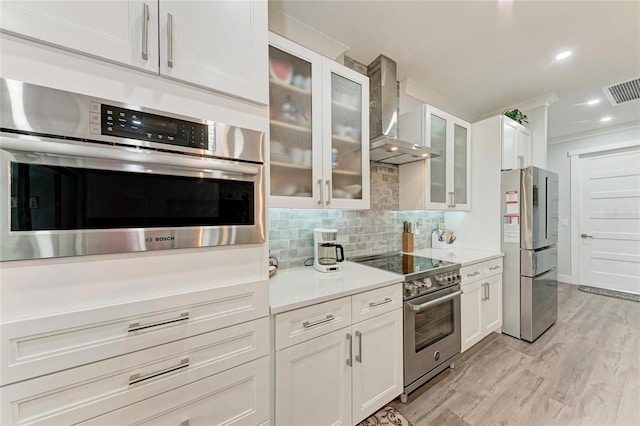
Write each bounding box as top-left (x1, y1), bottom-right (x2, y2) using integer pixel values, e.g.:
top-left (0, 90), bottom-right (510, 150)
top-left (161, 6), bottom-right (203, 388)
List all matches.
top-left (501, 166), bottom-right (559, 342)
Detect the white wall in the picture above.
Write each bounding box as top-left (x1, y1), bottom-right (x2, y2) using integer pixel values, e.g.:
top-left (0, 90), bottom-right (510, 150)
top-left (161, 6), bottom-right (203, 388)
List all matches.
top-left (0, 34), bottom-right (270, 321)
top-left (547, 123), bottom-right (640, 282)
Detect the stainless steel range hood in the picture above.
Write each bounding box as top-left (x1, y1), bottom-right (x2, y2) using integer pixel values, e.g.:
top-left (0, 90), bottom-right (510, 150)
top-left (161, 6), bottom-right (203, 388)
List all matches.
top-left (367, 55), bottom-right (439, 164)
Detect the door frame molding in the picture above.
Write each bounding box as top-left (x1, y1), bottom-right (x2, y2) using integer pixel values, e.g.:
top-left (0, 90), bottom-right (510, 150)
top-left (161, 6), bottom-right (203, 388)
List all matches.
top-left (568, 141), bottom-right (640, 285)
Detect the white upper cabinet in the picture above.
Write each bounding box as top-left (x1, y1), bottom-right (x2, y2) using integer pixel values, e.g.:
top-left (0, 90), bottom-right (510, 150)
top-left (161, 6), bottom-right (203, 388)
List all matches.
top-left (399, 104), bottom-right (471, 211)
top-left (268, 33), bottom-right (370, 209)
top-left (501, 116), bottom-right (531, 170)
top-left (0, 1), bottom-right (268, 104)
top-left (159, 1), bottom-right (268, 104)
top-left (0, 1), bottom-right (159, 74)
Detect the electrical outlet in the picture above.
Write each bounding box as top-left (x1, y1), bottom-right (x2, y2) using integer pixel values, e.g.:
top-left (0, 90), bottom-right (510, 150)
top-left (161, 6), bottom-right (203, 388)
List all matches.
top-left (29, 197), bottom-right (38, 209)
top-left (10, 197), bottom-right (18, 208)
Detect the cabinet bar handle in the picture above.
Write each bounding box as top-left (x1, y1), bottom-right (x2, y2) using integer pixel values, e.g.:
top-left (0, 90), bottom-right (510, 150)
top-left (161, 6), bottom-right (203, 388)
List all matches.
top-left (355, 330), bottom-right (362, 363)
top-left (128, 312), bottom-right (189, 333)
top-left (167, 12), bottom-right (174, 68)
top-left (489, 266), bottom-right (501, 270)
top-left (346, 333), bottom-right (353, 366)
top-left (129, 358), bottom-right (189, 385)
top-left (141, 3), bottom-right (149, 60)
top-left (466, 271), bottom-right (480, 277)
top-left (303, 314), bottom-right (335, 329)
top-left (369, 297), bottom-right (393, 308)
top-left (452, 192), bottom-right (456, 207)
top-left (318, 178), bottom-right (323, 206)
top-left (487, 282), bottom-right (491, 300)
top-left (326, 179), bottom-right (332, 205)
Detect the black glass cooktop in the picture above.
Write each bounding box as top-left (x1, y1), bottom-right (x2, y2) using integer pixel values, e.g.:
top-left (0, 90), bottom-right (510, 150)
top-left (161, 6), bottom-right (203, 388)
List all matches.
top-left (351, 252), bottom-right (457, 276)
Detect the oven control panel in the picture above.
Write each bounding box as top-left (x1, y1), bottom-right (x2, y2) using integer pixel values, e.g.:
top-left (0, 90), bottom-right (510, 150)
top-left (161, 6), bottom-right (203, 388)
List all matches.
top-left (88, 102), bottom-right (213, 151)
top-left (404, 271), bottom-right (461, 298)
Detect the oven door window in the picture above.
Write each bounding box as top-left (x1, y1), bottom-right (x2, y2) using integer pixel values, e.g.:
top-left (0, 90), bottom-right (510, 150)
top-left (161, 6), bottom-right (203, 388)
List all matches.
top-left (10, 163), bottom-right (254, 231)
top-left (414, 299), bottom-right (455, 352)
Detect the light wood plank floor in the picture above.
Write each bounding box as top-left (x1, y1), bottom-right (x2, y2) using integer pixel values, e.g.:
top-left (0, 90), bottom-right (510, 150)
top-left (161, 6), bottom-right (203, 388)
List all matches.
top-left (391, 283), bottom-right (640, 426)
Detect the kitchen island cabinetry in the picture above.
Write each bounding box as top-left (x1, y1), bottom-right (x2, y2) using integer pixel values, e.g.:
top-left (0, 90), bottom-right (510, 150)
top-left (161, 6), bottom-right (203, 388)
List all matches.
top-left (460, 258), bottom-right (503, 352)
top-left (0, 0), bottom-right (268, 104)
top-left (399, 104), bottom-right (471, 211)
top-left (268, 33), bottom-right (370, 210)
top-left (0, 281), bottom-right (270, 426)
top-left (273, 283), bottom-right (402, 426)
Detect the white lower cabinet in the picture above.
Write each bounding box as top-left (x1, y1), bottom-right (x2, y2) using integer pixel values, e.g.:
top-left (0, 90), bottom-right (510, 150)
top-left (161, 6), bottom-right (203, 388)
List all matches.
top-left (276, 327), bottom-right (352, 426)
top-left (274, 284), bottom-right (403, 426)
top-left (351, 310), bottom-right (403, 424)
top-left (0, 281), bottom-right (270, 426)
top-left (460, 280), bottom-right (483, 351)
top-left (82, 356), bottom-right (269, 426)
top-left (460, 259), bottom-right (503, 352)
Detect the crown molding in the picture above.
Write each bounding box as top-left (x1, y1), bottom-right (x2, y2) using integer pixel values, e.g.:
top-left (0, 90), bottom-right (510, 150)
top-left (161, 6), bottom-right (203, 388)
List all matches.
top-left (485, 92), bottom-right (560, 118)
top-left (548, 120), bottom-right (640, 145)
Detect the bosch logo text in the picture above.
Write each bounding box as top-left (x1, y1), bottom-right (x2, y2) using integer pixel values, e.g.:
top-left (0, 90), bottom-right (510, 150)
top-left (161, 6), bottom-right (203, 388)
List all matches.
top-left (151, 236), bottom-right (175, 242)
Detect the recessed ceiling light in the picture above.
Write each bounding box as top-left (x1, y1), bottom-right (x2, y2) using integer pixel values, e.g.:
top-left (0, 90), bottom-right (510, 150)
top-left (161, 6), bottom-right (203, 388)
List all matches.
top-left (555, 51), bottom-right (572, 60)
top-left (587, 99), bottom-right (600, 105)
top-left (600, 116), bottom-right (612, 122)
top-left (389, 146), bottom-right (398, 151)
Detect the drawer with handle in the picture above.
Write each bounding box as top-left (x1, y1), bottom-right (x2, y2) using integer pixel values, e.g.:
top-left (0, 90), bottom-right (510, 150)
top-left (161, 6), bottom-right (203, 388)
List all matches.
top-left (483, 258), bottom-right (504, 277)
top-left (275, 296), bottom-right (351, 350)
top-left (351, 284), bottom-right (402, 324)
top-left (460, 263), bottom-right (484, 284)
top-left (0, 280), bottom-right (268, 386)
top-left (460, 258), bottom-right (503, 284)
top-left (1, 318), bottom-right (269, 426)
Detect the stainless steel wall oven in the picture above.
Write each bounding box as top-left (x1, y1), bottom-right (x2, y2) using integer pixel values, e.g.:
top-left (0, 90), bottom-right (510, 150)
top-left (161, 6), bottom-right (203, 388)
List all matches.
top-left (1, 78), bottom-right (265, 261)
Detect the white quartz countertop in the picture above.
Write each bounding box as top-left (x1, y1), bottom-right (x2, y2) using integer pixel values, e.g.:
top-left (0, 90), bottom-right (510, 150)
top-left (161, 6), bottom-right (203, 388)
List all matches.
top-left (412, 247), bottom-right (504, 267)
top-left (269, 261), bottom-right (402, 314)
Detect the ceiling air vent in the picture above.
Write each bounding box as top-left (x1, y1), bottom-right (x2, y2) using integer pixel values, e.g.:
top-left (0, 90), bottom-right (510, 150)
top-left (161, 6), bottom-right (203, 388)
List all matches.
top-left (602, 77), bottom-right (640, 105)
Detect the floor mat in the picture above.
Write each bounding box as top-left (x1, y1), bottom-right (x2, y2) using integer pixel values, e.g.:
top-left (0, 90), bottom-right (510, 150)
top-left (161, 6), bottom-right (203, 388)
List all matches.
top-left (357, 406), bottom-right (413, 426)
top-left (578, 285), bottom-right (640, 303)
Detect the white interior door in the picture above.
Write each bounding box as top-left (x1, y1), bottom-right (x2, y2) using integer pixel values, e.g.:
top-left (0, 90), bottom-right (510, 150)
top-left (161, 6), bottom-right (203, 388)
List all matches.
top-left (579, 148), bottom-right (640, 294)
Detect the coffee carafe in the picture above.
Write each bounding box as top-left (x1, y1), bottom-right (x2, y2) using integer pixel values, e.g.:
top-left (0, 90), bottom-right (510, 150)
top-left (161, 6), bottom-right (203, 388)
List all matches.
top-left (313, 228), bottom-right (345, 272)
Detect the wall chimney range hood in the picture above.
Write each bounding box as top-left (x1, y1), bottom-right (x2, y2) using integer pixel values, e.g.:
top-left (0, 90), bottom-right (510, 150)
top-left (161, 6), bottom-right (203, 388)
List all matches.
top-left (367, 55), bottom-right (439, 164)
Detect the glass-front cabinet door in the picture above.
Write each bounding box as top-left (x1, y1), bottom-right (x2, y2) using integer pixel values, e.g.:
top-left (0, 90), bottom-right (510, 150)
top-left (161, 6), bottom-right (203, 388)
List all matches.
top-left (268, 33), bottom-right (323, 208)
top-left (452, 122), bottom-right (469, 209)
top-left (322, 60), bottom-right (370, 209)
top-left (268, 33), bottom-right (369, 209)
top-left (424, 106), bottom-right (470, 211)
top-left (428, 112), bottom-right (448, 207)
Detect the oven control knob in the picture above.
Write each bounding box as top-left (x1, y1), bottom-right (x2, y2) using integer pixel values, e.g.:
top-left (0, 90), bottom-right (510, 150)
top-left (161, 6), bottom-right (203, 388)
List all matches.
top-left (424, 277), bottom-right (433, 287)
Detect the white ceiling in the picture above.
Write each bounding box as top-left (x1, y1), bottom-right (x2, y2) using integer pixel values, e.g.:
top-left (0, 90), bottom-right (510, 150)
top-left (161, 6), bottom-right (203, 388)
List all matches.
top-left (269, 0), bottom-right (640, 140)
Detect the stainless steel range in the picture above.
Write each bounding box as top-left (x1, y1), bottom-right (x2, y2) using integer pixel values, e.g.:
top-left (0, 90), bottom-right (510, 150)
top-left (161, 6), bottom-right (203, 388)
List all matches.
top-left (351, 252), bottom-right (462, 403)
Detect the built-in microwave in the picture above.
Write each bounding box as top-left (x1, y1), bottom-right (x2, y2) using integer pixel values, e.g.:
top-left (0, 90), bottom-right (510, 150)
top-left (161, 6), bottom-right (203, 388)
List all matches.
top-left (0, 78), bottom-right (265, 261)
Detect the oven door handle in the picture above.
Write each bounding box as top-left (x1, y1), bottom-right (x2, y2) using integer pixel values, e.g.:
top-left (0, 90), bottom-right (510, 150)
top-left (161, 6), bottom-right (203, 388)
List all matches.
top-left (0, 136), bottom-right (260, 176)
top-left (407, 290), bottom-right (463, 312)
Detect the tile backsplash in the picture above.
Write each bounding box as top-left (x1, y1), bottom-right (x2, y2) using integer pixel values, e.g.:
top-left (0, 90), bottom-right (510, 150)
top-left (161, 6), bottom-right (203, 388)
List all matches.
top-left (269, 163), bottom-right (444, 269)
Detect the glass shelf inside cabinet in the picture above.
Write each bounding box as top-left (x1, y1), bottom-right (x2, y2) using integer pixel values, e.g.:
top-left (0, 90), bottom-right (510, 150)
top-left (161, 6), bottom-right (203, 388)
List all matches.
top-left (269, 46), bottom-right (314, 198)
top-left (330, 72), bottom-right (363, 201)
